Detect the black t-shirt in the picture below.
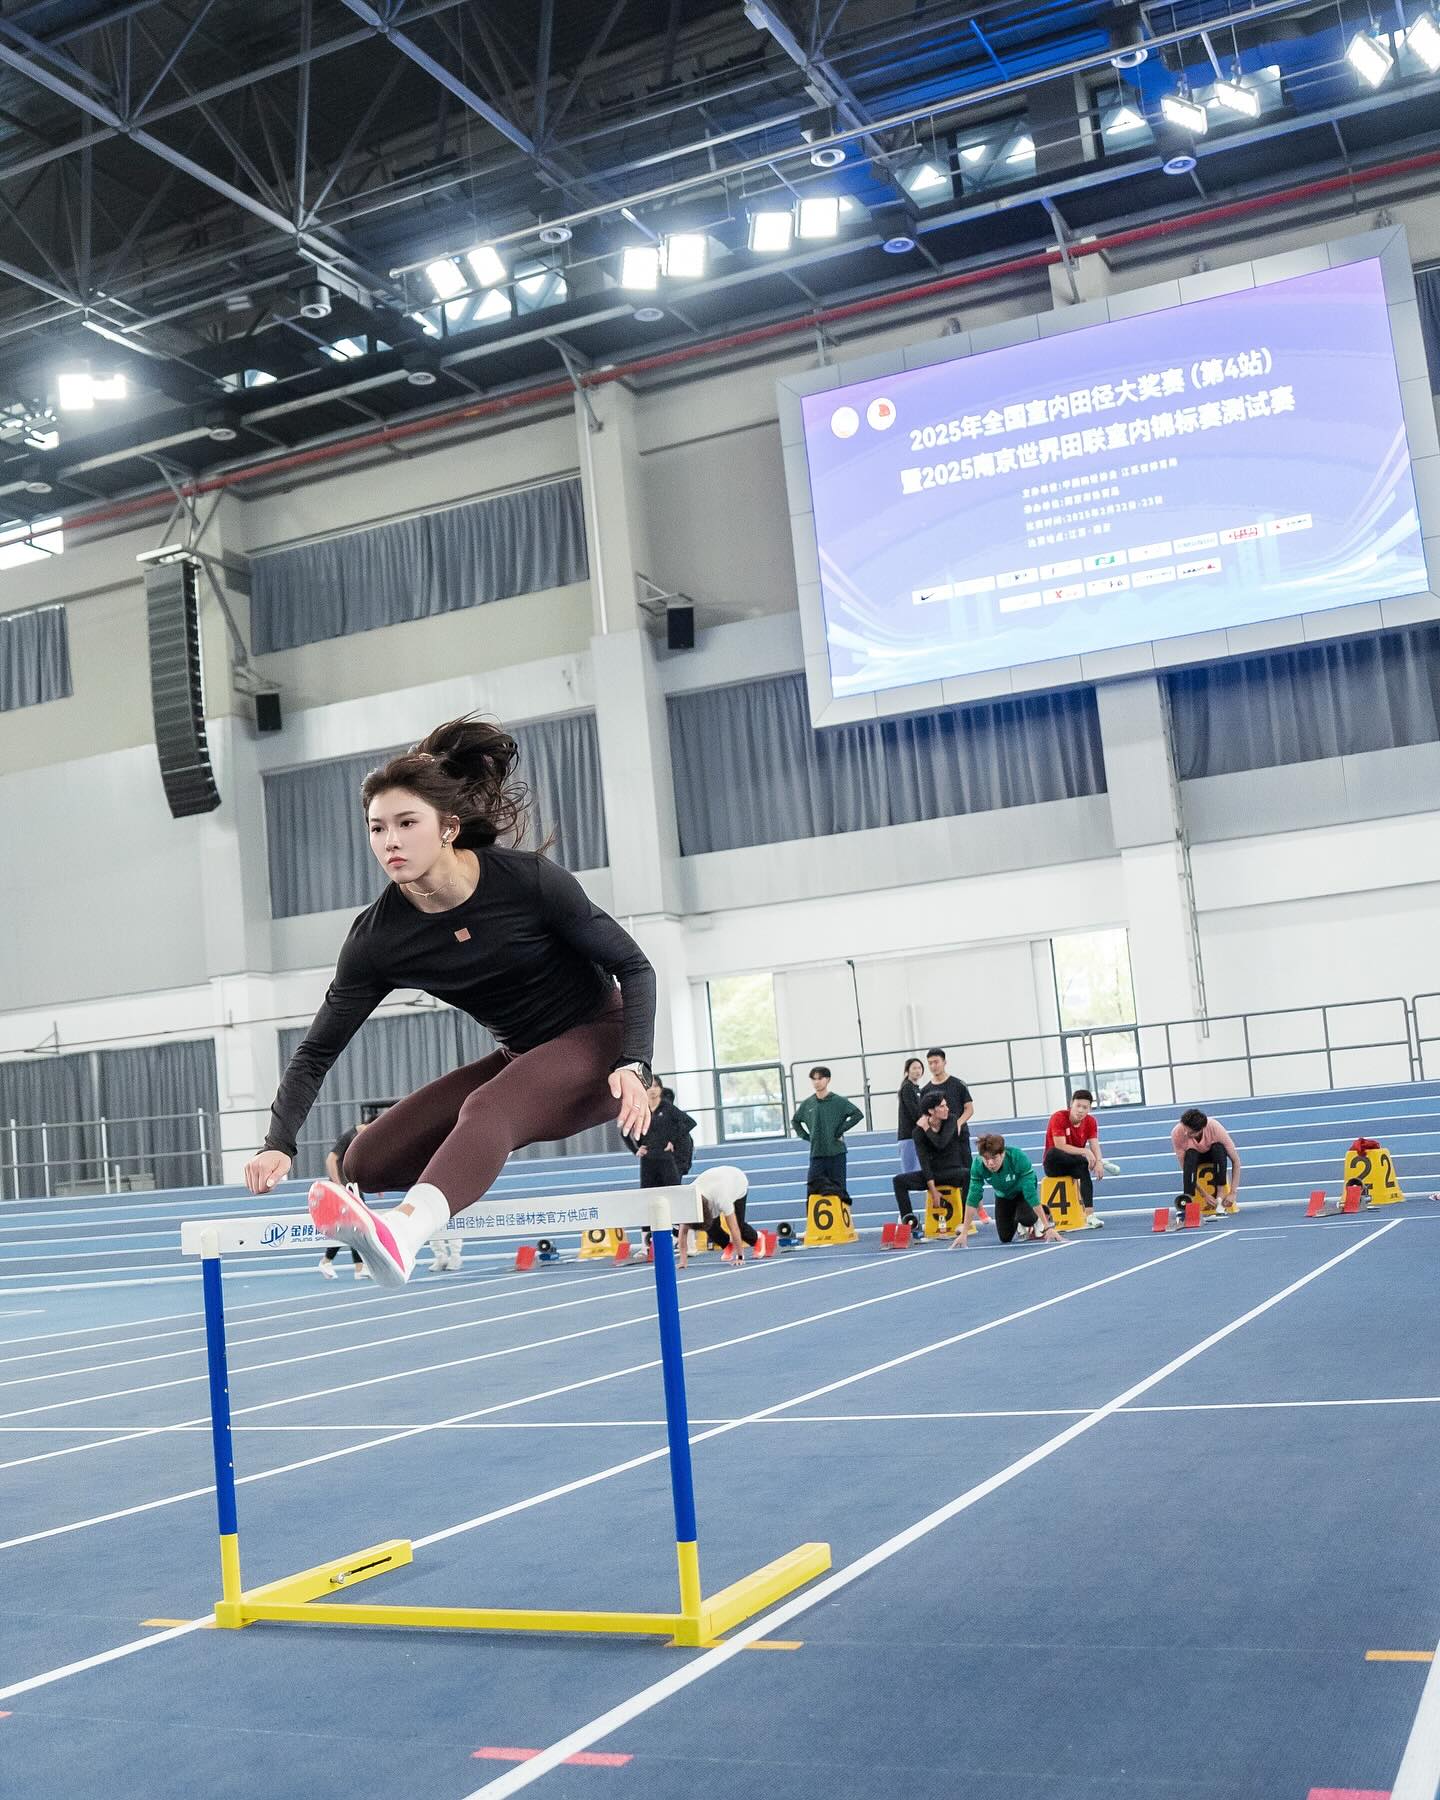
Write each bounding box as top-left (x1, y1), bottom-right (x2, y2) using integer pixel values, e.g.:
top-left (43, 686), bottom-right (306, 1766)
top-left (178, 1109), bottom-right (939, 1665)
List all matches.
top-left (264, 848), bottom-right (656, 1157)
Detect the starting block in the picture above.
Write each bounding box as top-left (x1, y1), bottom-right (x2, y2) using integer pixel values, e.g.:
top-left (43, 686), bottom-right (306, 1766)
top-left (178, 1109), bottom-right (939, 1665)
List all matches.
top-left (181, 1184), bottom-right (829, 1648)
top-left (924, 1186), bottom-right (970, 1239)
top-left (1153, 1201), bottom-right (1203, 1232)
top-left (880, 1221), bottom-right (914, 1250)
top-left (1041, 1175), bottom-right (1087, 1233)
top-left (1342, 1143), bottom-right (1405, 1208)
top-left (615, 1240), bottom-right (633, 1264)
top-left (514, 1244), bottom-right (537, 1272)
top-left (1306, 1186), bottom-right (1364, 1219)
top-left (804, 1190), bottom-right (857, 1246)
top-left (580, 1227), bottom-right (627, 1260)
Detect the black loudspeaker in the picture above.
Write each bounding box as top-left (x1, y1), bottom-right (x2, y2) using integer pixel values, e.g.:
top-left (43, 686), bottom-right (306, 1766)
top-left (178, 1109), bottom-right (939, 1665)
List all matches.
top-left (666, 603), bottom-right (695, 651)
top-left (145, 559), bottom-right (221, 818)
top-left (255, 691), bottom-right (283, 734)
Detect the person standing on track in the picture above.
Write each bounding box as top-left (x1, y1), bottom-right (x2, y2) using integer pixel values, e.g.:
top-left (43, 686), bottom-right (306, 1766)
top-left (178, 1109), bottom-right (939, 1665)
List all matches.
top-left (243, 715), bottom-right (657, 1289)
top-left (964, 1134), bottom-right (1060, 1248)
top-left (896, 1056), bottom-right (925, 1175)
top-left (792, 1066), bottom-right (863, 1203)
top-left (1171, 1108), bottom-right (1241, 1215)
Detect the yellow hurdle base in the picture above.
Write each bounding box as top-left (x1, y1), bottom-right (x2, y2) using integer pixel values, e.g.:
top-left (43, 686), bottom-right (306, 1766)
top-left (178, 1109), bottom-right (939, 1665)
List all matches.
top-left (214, 1537), bottom-right (831, 1649)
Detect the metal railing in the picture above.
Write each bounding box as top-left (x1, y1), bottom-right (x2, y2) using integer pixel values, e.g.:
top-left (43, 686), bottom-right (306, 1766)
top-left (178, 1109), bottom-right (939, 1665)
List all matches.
top-left (0, 994), bottom-right (1433, 1203)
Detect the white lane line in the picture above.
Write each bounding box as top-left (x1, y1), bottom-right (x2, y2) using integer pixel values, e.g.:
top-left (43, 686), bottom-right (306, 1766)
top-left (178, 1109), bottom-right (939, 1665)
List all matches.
top-left (1392, 1631), bottom-right (1440, 1800)
top-left (0, 1243), bottom-right (1032, 1511)
top-left (0, 1617), bottom-right (212, 1706)
top-left (461, 1219), bottom-right (1399, 1797)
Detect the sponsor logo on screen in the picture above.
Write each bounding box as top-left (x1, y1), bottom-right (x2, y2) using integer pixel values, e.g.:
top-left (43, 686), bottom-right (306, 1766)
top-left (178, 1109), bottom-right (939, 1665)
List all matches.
top-left (866, 397), bottom-right (897, 430)
top-left (830, 406), bottom-right (860, 439)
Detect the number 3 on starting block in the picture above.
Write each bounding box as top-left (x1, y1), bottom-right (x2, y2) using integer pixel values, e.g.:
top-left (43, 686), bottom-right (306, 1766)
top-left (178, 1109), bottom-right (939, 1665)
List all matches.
top-left (805, 1191), bottom-right (857, 1246)
top-left (1041, 1175), bottom-right (1086, 1231)
top-left (1342, 1144), bottom-right (1405, 1208)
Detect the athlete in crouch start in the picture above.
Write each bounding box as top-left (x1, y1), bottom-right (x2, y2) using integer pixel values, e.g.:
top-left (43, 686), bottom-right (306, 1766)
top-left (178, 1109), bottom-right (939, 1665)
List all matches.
top-left (243, 716), bottom-right (656, 1287)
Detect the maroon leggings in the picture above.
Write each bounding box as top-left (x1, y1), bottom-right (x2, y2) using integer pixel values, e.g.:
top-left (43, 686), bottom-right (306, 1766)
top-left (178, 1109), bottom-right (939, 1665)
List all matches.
top-left (343, 997), bottom-right (623, 1217)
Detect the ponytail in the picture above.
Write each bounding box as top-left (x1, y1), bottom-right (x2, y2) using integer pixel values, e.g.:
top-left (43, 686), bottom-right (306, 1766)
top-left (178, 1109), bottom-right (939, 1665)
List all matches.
top-left (361, 714), bottom-right (547, 851)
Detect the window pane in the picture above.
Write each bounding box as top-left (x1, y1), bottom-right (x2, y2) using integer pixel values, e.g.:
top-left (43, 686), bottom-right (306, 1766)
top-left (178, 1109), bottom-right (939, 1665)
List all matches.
top-left (1051, 929), bottom-right (1136, 1030)
top-left (708, 973), bottom-right (779, 1065)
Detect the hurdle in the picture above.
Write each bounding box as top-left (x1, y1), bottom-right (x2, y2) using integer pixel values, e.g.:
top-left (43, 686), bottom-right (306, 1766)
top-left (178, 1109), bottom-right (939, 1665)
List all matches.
top-left (180, 1186), bottom-right (830, 1647)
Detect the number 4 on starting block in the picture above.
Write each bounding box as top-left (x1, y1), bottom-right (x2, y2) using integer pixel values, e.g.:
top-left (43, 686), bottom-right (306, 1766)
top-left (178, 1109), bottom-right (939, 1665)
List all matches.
top-left (1041, 1175), bottom-right (1087, 1232)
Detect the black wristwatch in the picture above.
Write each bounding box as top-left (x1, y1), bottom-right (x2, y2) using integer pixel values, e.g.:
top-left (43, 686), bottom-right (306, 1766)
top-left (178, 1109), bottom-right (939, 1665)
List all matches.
top-left (611, 1059), bottom-right (653, 1088)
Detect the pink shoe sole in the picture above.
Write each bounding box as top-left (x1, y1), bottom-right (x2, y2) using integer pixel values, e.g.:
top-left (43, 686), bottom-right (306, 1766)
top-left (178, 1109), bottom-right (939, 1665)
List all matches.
top-left (308, 1180), bottom-right (411, 1288)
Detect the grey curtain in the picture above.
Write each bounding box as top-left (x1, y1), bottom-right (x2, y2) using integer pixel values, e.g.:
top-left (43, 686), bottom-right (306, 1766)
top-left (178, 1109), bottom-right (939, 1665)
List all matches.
top-left (250, 478), bottom-right (588, 652)
top-left (0, 1038), bottom-right (217, 1198)
top-left (1165, 624), bottom-right (1440, 778)
top-left (667, 671), bottom-right (1106, 854)
top-left (0, 604), bottom-right (71, 711)
top-left (264, 712), bottom-right (607, 918)
top-left (1419, 265), bottom-right (1440, 394)
top-left (278, 1009), bottom-right (615, 1179)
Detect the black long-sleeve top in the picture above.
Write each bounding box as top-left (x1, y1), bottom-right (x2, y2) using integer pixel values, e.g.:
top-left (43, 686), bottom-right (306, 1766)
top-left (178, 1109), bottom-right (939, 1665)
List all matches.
top-left (896, 1078), bottom-right (923, 1142)
top-left (264, 848), bottom-right (656, 1157)
top-left (626, 1098), bottom-right (695, 1159)
top-left (912, 1115), bottom-right (970, 1185)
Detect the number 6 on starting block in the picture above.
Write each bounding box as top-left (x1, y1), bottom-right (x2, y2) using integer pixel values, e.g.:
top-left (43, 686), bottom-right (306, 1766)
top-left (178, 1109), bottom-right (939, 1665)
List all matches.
top-left (804, 1191), bottom-right (857, 1246)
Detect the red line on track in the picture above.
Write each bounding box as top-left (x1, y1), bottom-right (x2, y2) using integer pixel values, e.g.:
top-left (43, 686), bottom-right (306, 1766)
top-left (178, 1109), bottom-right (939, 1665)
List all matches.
top-left (473, 1746), bottom-right (632, 1768)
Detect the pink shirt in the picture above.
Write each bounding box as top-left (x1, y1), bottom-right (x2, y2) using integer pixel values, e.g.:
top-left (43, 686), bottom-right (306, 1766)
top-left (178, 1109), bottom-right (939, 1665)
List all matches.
top-left (1171, 1119), bottom-right (1239, 1163)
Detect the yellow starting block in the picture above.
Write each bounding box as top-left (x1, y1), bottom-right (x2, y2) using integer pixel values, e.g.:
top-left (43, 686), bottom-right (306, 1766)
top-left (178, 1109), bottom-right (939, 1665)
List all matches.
top-left (924, 1185), bottom-right (973, 1239)
top-left (1193, 1163), bottom-right (1238, 1216)
top-left (580, 1227), bottom-right (628, 1259)
top-left (1041, 1175), bottom-right (1087, 1232)
top-left (804, 1191), bottom-right (857, 1246)
top-left (1343, 1143), bottom-right (1405, 1207)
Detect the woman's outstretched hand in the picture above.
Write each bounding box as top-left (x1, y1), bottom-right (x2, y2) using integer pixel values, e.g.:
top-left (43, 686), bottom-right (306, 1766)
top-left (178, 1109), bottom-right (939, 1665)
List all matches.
top-left (609, 1069), bottom-right (651, 1141)
top-left (244, 1148), bottom-right (292, 1194)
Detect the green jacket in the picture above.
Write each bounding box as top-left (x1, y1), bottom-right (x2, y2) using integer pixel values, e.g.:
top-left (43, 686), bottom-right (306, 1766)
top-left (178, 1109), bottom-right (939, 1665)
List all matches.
top-left (966, 1146), bottom-right (1038, 1211)
top-left (791, 1092), bottom-right (863, 1156)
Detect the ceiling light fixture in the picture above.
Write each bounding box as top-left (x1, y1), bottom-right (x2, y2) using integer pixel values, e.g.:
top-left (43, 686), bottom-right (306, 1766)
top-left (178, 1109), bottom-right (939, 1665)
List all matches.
top-left (1405, 8), bottom-right (1440, 69)
top-left (748, 209), bottom-right (794, 252)
top-left (425, 258), bottom-right (466, 299)
top-left (538, 223), bottom-right (573, 244)
top-left (882, 234), bottom-right (917, 254)
top-left (660, 233), bottom-right (707, 279)
top-left (466, 244), bottom-right (508, 286)
top-left (797, 194), bottom-right (840, 238)
top-left (1161, 92), bottom-right (1209, 133)
top-left (620, 244), bottom-right (661, 290)
top-left (634, 305), bottom-right (665, 322)
top-left (1211, 78), bottom-right (1262, 118)
top-left (1345, 28), bottom-right (1394, 85)
top-left (1162, 152), bottom-right (1198, 175)
top-left (1004, 134), bottom-right (1035, 164)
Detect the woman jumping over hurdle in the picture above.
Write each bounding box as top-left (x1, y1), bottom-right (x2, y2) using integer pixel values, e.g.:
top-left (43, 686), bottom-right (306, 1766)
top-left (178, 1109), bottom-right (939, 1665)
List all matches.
top-left (242, 716), bottom-right (657, 1287)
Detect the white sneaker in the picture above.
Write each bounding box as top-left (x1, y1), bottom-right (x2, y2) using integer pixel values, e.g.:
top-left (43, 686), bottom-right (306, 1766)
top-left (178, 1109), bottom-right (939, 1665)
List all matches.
top-left (445, 1251), bottom-right (464, 1271)
top-left (1102, 1158), bottom-right (1121, 1176)
top-left (307, 1179), bottom-right (415, 1288)
top-left (318, 1255), bottom-right (337, 1280)
top-left (1087, 1213), bottom-right (1105, 1230)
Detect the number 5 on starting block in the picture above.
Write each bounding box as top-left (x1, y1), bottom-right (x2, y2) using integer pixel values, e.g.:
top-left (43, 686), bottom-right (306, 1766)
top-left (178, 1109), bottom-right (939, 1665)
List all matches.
top-left (924, 1186), bottom-right (969, 1239)
top-left (804, 1191), bottom-right (857, 1246)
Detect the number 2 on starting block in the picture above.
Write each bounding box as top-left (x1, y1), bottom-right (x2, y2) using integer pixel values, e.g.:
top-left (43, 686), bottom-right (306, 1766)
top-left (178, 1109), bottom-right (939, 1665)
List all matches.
top-left (804, 1191), bottom-right (856, 1246)
top-left (1342, 1144), bottom-right (1405, 1208)
top-left (1041, 1175), bottom-right (1086, 1231)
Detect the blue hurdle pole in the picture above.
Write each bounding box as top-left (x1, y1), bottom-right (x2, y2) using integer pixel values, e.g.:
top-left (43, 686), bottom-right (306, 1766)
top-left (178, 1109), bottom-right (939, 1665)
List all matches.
top-left (199, 1230), bottom-right (243, 1618)
top-left (648, 1202), bottom-right (702, 1622)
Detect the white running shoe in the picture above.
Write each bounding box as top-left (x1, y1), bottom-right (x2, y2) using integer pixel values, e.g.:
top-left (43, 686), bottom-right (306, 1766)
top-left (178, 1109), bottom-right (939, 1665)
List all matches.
top-left (1102, 1158), bottom-right (1121, 1176)
top-left (445, 1250), bottom-right (464, 1271)
top-left (318, 1255), bottom-right (337, 1281)
top-left (308, 1179), bottom-right (414, 1288)
top-left (1087, 1213), bottom-right (1105, 1230)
